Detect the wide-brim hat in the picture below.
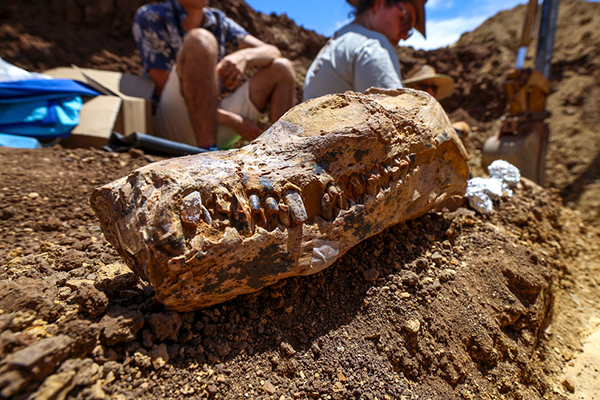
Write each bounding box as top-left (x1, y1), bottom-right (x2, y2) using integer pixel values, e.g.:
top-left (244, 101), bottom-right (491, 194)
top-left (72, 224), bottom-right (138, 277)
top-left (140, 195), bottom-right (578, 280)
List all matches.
top-left (409, 0), bottom-right (426, 38)
top-left (346, 0), bottom-right (427, 38)
top-left (403, 64), bottom-right (454, 100)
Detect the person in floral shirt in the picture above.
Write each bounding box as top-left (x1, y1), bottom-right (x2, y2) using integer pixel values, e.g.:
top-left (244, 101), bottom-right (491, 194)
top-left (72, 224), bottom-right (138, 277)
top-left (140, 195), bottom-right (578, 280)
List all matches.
top-left (133, 0), bottom-right (295, 149)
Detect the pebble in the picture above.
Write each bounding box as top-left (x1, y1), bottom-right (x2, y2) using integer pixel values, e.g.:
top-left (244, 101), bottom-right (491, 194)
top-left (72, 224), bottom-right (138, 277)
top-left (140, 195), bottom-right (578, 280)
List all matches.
top-left (134, 350), bottom-right (152, 369)
top-left (280, 341), bottom-right (297, 356)
top-left (405, 319), bottom-right (421, 334)
top-left (562, 376), bottom-right (575, 393)
top-left (431, 252), bottom-right (444, 265)
top-left (421, 277), bottom-right (434, 285)
top-left (363, 269), bottom-right (380, 282)
top-left (263, 380), bottom-right (276, 394)
top-left (401, 271), bottom-right (419, 286)
top-left (439, 269), bottom-right (457, 282)
top-left (149, 343), bottom-right (169, 370)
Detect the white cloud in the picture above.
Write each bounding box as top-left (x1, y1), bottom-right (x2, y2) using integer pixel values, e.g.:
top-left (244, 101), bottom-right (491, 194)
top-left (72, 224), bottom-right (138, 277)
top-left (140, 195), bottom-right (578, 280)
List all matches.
top-left (426, 0), bottom-right (454, 10)
top-left (403, 14), bottom-right (489, 50)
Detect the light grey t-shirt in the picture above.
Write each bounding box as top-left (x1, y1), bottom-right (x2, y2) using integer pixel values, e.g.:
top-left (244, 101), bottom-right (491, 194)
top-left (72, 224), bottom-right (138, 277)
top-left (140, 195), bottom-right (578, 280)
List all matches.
top-left (303, 23), bottom-right (403, 101)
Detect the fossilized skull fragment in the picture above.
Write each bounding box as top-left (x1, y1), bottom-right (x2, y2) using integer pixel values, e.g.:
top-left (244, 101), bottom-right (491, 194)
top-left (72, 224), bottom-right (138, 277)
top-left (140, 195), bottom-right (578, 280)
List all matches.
top-left (90, 89), bottom-right (470, 310)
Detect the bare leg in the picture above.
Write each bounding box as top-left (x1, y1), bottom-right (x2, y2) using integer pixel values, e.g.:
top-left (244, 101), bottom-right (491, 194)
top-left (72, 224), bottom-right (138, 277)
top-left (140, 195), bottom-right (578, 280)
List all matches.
top-left (248, 58), bottom-right (296, 122)
top-left (177, 28), bottom-right (219, 148)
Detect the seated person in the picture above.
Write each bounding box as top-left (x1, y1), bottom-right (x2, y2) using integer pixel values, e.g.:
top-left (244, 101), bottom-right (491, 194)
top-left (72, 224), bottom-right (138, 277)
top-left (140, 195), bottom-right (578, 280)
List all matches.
top-left (403, 64), bottom-right (454, 100)
top-left (303, 0), bottom-right (426, 101)
top-left (133, 0), bottom-right (296, 149)
top-left (405, 64), bottom-right (471, 143)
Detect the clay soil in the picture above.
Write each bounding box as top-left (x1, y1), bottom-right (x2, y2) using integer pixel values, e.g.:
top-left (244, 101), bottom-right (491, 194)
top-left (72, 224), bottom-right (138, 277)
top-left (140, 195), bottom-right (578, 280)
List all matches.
top-left (1, 0), bottom-right (600, 399)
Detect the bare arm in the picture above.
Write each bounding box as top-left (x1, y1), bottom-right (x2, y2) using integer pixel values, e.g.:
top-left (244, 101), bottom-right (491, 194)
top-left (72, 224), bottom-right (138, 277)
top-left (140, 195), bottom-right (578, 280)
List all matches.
top-left (217, 108), bottom-right (262, 141)
top-left (217, 34), bottom-right (282, 89)
top-left (236, 34), bottom-right (282, 67)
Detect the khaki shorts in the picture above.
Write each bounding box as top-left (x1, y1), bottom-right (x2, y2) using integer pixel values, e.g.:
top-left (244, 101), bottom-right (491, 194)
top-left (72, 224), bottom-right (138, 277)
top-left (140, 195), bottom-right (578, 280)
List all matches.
top-left (153, 66), bottom-right (264, 150)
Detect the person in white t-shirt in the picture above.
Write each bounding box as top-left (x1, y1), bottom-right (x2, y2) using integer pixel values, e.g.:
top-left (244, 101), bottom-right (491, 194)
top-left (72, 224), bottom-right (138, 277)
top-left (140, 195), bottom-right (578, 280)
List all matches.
top-left (303, 0), bottom-right (426, 101)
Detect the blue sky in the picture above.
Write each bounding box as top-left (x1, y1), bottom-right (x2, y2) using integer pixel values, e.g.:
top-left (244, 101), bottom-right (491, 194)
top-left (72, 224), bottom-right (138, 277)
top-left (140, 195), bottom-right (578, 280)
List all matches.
top-left (243, 0), bottom-right (599, 50)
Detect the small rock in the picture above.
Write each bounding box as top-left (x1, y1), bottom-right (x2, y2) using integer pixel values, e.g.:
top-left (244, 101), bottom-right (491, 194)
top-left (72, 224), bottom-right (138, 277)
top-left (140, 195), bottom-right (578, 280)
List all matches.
top-left (74, 282), bottom-right (108, 318)
top-left (421, 277), bottom-right (434, 286)
top-left (280, 341), bottom-right (296, 356)
top-left (401, 271), bottom-right (419, 286)
top-left (95, 263), bottom-right (138, 292)
top-left (439, 269), bottom-right (456, 282)
top-left (363, 269), bottom-right (380, 282)
top-left (207, 384), bottom-right (218, 394)
top-left (431, 252), bottom-right (443, 264)
top-left (27, 192), bottom-right (40, 199)
top-left (203, 324), bottom-right (217, 337)
top-left (562, 376), bottom-right (575, 393)
top-left (148, 312), bottom-right (182, 342)
top-left (149, 343), bottom-right (169, 370)
top-left (57, 287), bottom-right (72, 300)
top-left (134, 349), bottom-right (152, 369)
top-left (99, 306), bottom-right (145, 346)
top-left (263, 380), bottom-right (277, 394)
top-left (405, 319), bottom-right (421, 334)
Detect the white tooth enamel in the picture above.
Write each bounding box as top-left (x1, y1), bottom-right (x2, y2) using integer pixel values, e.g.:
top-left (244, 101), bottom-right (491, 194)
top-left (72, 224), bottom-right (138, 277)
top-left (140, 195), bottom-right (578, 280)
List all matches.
top-left (284, 190), bottom-right (308, 224)
top-left (265, 197), bottom-right (279, 213)
top-left (321, 193), bottom-right (334, 221)
top-left (249, 194), bottom-right (260, 212)
top-left (181, 191), bottom-right (202, 224)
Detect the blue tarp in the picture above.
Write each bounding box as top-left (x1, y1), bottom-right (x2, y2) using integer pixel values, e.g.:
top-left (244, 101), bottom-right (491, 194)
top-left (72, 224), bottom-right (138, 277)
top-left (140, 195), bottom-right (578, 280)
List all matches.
top-left (0, 79), bottom-right (99, 139)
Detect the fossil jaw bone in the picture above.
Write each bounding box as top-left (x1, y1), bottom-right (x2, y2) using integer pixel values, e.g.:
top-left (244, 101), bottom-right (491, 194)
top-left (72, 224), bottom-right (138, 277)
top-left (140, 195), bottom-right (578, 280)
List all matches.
top-left (90, 88), bottom-right (470, 310)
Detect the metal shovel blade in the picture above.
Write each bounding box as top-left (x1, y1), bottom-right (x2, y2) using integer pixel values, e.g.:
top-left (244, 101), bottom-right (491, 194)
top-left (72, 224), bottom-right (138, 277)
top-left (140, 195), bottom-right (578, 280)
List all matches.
top-left (482, 121), bottom-right (549, 186)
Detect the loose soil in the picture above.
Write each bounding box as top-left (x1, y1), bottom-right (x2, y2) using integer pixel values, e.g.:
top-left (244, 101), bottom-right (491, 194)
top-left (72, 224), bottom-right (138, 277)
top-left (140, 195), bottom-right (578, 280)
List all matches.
top-left (1, 0), bottom-right (600, 399)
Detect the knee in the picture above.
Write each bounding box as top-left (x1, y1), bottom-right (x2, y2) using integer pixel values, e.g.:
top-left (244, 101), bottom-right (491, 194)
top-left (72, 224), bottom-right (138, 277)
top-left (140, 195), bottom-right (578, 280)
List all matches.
top-left (180, 28), bottom-right (218, 61)
top-left (270, 57), bottom-right (296, 83)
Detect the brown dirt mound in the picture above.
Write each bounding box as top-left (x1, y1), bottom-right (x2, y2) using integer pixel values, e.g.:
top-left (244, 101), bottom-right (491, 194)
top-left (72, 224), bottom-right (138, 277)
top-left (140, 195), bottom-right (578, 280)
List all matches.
top-left (1, 146), bottom-right (598, 400)
top-left (1, 0), bottom-right (600, 399)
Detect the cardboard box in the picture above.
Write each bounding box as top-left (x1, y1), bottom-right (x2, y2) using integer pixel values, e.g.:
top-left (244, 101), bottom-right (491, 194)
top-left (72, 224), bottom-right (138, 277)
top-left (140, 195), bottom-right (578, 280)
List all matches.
top-left (44, 66), bottom-right (155, 148)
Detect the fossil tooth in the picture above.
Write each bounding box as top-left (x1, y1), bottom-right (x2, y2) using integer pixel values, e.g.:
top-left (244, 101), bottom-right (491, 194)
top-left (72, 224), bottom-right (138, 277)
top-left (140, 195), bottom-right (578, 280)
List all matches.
top-left (214, 188), bottom-right (232, 215)
top-left (327, 186), bottom-right (346, 210)
top-left (284, 189), bottom-right (308, 224)
top-left (180, 191), bottom-right (203, 225)
top-left (249, 194), bottom-right (261, 212)
top-left (349, 174), bottom-right (365, 197)
top-left (231, 192), bottom-right (252, 235)
top-left (201, 205), bottom-right (212, 224)
top-left (321, 193), bottom-right (334, 221)
top-left (264, 196), bottom-right (280, 228)
top-left (367, 169), bottom-right (380, 195)
top-left (157, 209), bottom-right (185, 255)
top-left (90, 89), bottom-right (470, 310)
top-left (278, 203), bottom-right (291, 227)
top-left (265, 197), bottom-right (279, 213)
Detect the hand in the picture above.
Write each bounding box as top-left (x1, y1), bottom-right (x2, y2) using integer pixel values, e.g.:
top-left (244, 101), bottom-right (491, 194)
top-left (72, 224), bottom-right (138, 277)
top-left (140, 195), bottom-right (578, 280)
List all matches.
top-left (234, 117), bottom-right (263, 141)
top-left (216, 53), bottom-right (247, 89)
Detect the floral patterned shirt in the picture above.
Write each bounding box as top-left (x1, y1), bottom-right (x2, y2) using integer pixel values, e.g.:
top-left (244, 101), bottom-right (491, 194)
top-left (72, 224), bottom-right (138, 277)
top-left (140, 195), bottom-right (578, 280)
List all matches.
top-left (132, 0), bottom-right (249, 75)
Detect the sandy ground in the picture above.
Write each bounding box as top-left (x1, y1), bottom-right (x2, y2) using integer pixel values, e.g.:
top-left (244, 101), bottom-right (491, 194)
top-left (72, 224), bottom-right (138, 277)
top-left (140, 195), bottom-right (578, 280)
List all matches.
top-left (1, 0), bottom-right (600, 399)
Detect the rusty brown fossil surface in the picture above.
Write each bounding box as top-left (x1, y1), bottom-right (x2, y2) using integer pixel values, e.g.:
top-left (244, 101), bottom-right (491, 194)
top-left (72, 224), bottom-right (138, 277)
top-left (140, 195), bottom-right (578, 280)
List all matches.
top-left (90, 89), bottom-right (470, 310)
